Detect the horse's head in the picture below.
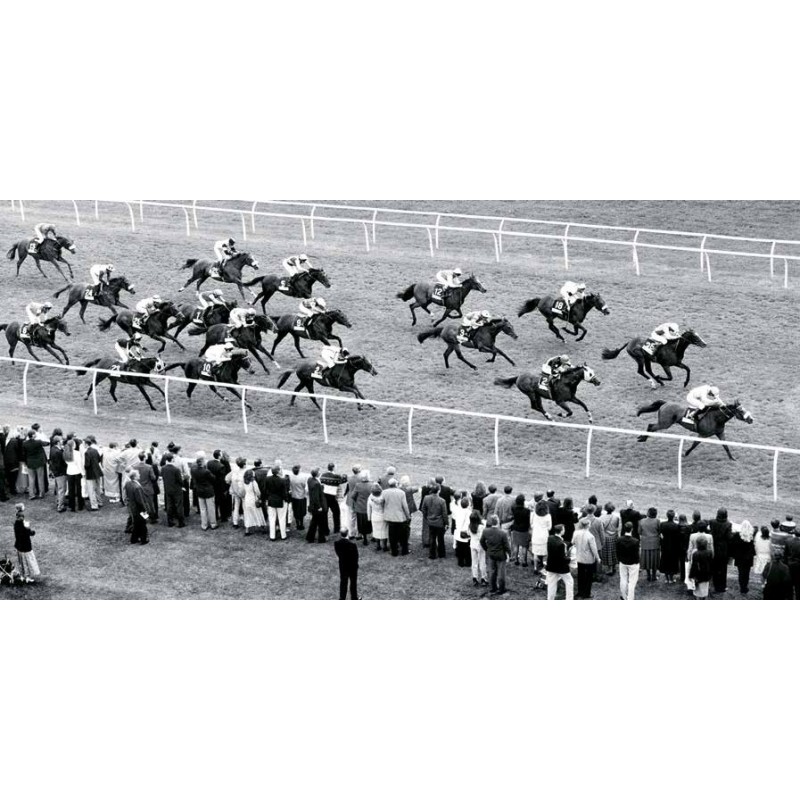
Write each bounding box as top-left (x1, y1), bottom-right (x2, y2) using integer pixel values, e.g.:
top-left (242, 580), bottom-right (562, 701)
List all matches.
top-left (232, 351), bottom-right (255, 375)
top-left (309, 267), bottom-right (331, 288)
top-left (239, 252), bottom-right (259, 270)
top-left (113, 275), bottom-right (136, 294)
top-left (464, 274), bottom-right (487, 293)
top-left (255, 313), bottom-right (278, 333)
top-left (730, 400), bottom-right (754, 424)
top-left (49, 316), bottom-right (70, 336)
top-left (492, 317), bottom-right (518, 339)
top-left (151, 356), bottom-right (166, 374)
top-left (327, 309), bottom-right (352, 328)
top-left (580, 363), bottom-right (601, 386)
top-left (587, 292), bottom-right (610, 315)
top-left (57, 236), bottom-right (76, 253)
top-left (349, 354), bottom-right (377, 376)
top-left (682, 329), bottom-right (707, 348)
top-left (159, 301), bottom-right (179, 317)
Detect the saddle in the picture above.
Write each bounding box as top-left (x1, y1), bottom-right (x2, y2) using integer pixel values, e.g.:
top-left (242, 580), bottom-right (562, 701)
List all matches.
top-left (279, 274), bottom-right (301, 293)
top-left (537, 373), bottom-right (553, 397)
top-left (209, 263), bottom-right (224, 280)
top-left (642, 339), bottom-right (659, 357)
top-left (293, 314), bottom-right (311, 333)
top-left (27, 241), bottom-right (40, 255)
top-left (681, 407), bottom-right (706, 429)
top-left (433, 285), bottom-right (452, 302)
top-left (552, 299), bottom-right (569, 319)
top-left (132, 313), bottom-right (146, 330)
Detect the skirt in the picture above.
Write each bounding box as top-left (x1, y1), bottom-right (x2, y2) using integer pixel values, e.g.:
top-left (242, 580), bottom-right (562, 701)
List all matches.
top-left (17, 550), bottom-right (40, 579)
top-left (754, 555), bottom-right (770, 575)
top-left (512, 529), bottom-right (531, 549)
top-left (601, 533), bottom-right (618, 569)
top-left (640, 548), bottom-right (660, 570)
top-left (694, 580), bottom-right (709, 599)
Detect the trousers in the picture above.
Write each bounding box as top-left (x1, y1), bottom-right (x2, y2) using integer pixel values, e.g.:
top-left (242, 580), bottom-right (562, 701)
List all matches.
top-left (619, 563), bottom-right (640, 600)
top-left (546, 571), bottom-right (574, 600)
top-left (428, 525), bottom-right (445, 558)
top-left (307, 508), bottom-right (329, 542)
top-left (488, 557), bottom-right (507, 592)
top-left (339, 565), bottom-right (358, 600)
top-left (471, 545), bottom-right (487, 581)
top-left (577, 563), bottom-right (594, 598)
top-left (198, 496), bottom-right (217, 530)
top-left (53, 475), bottom-right (68, 510)
top-left (291, 498), bottom-right (307, 529)
top-left (268, 505), bottom-right (288, 539)
top-left (325, 494), bottom-right (341, 532)
top-left (388, 520), bottom-right (409, 556)
top-left (165, 492), bottom-right (184, 526)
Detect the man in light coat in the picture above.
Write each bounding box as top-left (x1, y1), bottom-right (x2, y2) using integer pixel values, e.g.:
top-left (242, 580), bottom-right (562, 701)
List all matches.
top-left (381, 478), bottom-right (410, 557)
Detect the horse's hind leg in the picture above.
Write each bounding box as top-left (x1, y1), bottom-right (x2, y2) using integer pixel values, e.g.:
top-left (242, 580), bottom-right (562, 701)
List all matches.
top-left (453, 344), bottom-right (477, 371)
top-left (16, 250), bottom-right (26, 276)
top-left (33, 257), bottom-right (47, 279)
top-left (179, 273), bottom-right (199, 292)
top-left (293, 335), bottom-right (306, 359)
top-left (677, 363), bottom-right (690, 387)
top-left (546, 317), bottom-right (565, 341)
top-left (683, 439), bottom-right (701, 458)
top-left (136, 384), bottom-right (157, 411)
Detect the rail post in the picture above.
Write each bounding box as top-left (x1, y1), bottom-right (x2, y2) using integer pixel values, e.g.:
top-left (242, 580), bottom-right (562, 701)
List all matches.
top-left (562, 223), bottom-right (570, 270)
top-left (310, 205), bottom-right (317, 239)
top-left (699, 235), bottom-right (707, 273)
top-left (362, 223), bottom-right (370, 253)
top-left (192, 199), bottom-right (199, 230)
top-left (72, 200), bottom-right (81, 227)
top-left (164, 376), bottom-right (171, 424)
top-left (426, 228), bottom-right (434, 258)
top-left (10, 200), bottom-right (14, 212)
top-left (705, 250), bottom-right (712, 282)
top-left (124, 202), bottom-right (136, 232)
top-left (301, 218), bottom-right (308, 247)
top-left (498, 219), bottom-right (506, 255)
top-left (241, 388), bottom-right (248, 433)
top-left (434, 214), bottom-right (441, 250)
top-left (585, 427), bottom-right (593, 477)
top-left (19, 200), bottom-right (25, 221)
top-left (372, 209), bottom-right (378, 244)
top-left (494, 416), bottom-right (500, 466)
top-left (784, 257), bottom-right (789, 289)
top-left (677, 437), bottom-right (685, 489)
top-left (492, 233), bottom-right (500, 263)
top-left (240, 212), bottom-right (247, 242)
top-left (770, 240), bottom-right (776, 279)
top-left (250, 201), bottom-right (258, 233)
top-left (322, 396), bottom-right (329, 443)
top-left (632, 229), bottom-right (641, 276)
top-left (94, 200), bottom-right (99, 220)
top-left (407, 407), bottom-right (414, 454)
top-left (139, 200), bottom-right (144, 222)
top-left (773, 449), bottom-right (779, 502)
top-left (181, 207), bottom-right (191, 237)
top-left (91, 369), bottom-right (98, 415)
top-left (22, 361), bottom-right (29, 405)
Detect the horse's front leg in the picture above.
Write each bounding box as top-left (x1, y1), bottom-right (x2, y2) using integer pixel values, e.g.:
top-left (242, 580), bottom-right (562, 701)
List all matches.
top-left (453, 344), bottom-right (478, 370)
top-left (566, 396), bottom-right (592, 423)
top-left (52, 261), bottom-right (68, 283)
top-left (44, 343), bottom-right (69, 365)
top-left (328, 333), bottom-right (342, 346)
top-left (432, 308), bottom-right (455, 327)
top-left (24, 342), bottom-right (42, 362)
top-left (234, 280), bottom-right (246, 300)
top-left (546, 316), bottom-right (565, 342)
top-left (639, 356), bottom-right (662, 388)
top-left (248, 347), bottom-right (270, 374)
top-left (58, 256), bottom-right (74, 280)
top-left (660, 365), bottom-right (674, 382)
top-left (555, 401), bottom-right (574, 418)
top-left (33, 257), bottom-right (47, 279)
top-left (489, 345), bottom-right (515, 366)
top-left (160, 331), bottom-right (186, 351)
top-left (254, 342), bottom-right (279, 368)
top-left (150, 335), bottom-right (169, 354)
top-left (676, 363), bottom-right (690, 387)
top-left (144, 380), bottom-right (166, 398)
top-left (293, 335), bottom-right (306, 359)
top-left (715, 431), bottom-right (736, 461)
top-left (572, 323), bottom-right (586, 340)
top-left (134, 384), bottom-right (157, 411)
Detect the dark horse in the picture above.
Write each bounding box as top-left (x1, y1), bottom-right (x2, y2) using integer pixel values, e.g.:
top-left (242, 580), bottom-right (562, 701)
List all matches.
top-left (277, 354), bottom-right (378, 410)
top-left (494, 364), bottom-right (601, 422)
top-left (417, 317), bottom-right (518, 370)
top-left (98, 301), bottom-right (184, 352)
top-left (269, 309), bottom-right (352, 358)
top-left (53, 275), bottom-right (137, 322)
top-left (177, 252), bottom-right (260, 299)
top-left (76, 356), bottom-right (166, 411)
top-left (397, 274), bottom-right (487, 326)
top-left (636, 399), bottom-right (753, 460)
top-left (167, 300), bottom-right (238, 339)
top-left (190, 316), bottom-right (279, 373)
top-left (602, 329), bottom-right (707, 388)
top-left (517, 291), bottom-right (610, 341)
top-left (163, 350), bottom-right (255, 408)
top-left (7, 236), bottom-right (77, 281)
top-left (244, 267), bottom-right (331, 313)
top-left (0, 317), bottom-right (71, 364)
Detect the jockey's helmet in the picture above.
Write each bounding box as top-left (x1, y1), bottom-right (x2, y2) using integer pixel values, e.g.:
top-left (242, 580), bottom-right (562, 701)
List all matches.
top-left (481, 310), bottom-right (491, 319)
top-left (151, 295), bottom-right (161, 302)
top-left (341, 347), bottom-right (350, 357)
top-left (560, 353), bottom-right (570, 361)
top-left (576, 282), bottom-right (586, 291)
top-left (107, 264), bottom-right (115, 271)
top-left (42, 302), bottom-right (53, 310)
top-left (453, 267), bottom-right (463, 275)
top-left (132, 332), bottom-right (142, 341)
top-left (224, 339), bottom-right (235, 350)
top-left (299, 254), bottom-right (308, 262)
top-left (315, 298), bottom-right (327, 309)
top-left (708, 386), bottom-right (720, 399)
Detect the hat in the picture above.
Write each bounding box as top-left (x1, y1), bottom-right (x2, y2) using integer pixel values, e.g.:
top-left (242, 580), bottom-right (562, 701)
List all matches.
top-left (316, 297), bottom-right (327, 309)
top-left (299, 254), bottom-right (308, 261)
top-left (453, 267), bottom-right (463, 274)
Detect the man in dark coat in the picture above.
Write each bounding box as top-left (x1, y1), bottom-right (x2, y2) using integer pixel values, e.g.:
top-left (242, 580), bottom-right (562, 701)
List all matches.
top-left (21, 429), bottom-right (48, 500)
top-left (207, 450), bottom-right (230, 522)
top-left (334, 528), bottom-right (360, 599)
top-left (306, 467), bottom-right (329, 543)
top-left (763, 555), bottom-right (793, 600)
top-left (783, 530), bottom-right (800, 600)
top-left (480, 514), bottom-right (511, 594)
top-left (160, 453), bottom-right (185, 527)
top-left (133, 451), bottom-right (158, 521)
top-left (620, 500), bottom-right (645, 539)
top-left (320, 462), bottom-right (347, 533)
top-left (124, 469), bottom-right (149, 544)
top-left (709, 507), bottom-right (733, 593)
top-left (545, 490), bottom-right (560, 518)
top-left (83, 435), bottom-right (104, 510)
top-left (264, 466), bottom-right (289, 540)
top-left (253, 458), bottom-right (270, 516)
top-left (48, 435), bottom-right (68, 511)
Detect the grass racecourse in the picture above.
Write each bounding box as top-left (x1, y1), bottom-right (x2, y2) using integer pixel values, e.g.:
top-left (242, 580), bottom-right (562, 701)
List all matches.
top-left (1, 200), bottom-right (798, 599)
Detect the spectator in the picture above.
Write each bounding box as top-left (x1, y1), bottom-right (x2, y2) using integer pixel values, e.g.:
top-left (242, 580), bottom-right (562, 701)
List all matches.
top-left (545, 490), bottom-right (559, 518)
top-left (731, 520), bottom-right (756, 595)
top-left (779, 515), bottom-right (796, 535)
top-left (306, 468), bottom-right (328, 544)
top-left (367, 484), bottom-right (388, 551)
top-left (510, 493), bottom-right (531, 567)
top-left (689, 537), bottom-right (713, 600)
top-left (264, 466), bottom-right (289, 541)
top-left (546, 524), bottom-right (573, 600)
top-left (399, 474), bottom-right (418, 546)
top-left (133, 451), bottom-right (157, 521)
top-left (617, 522), bottom-right (640, 600)
top-left (343, 464), bottom-right (361, 527)
top-left (64, 434), bottom-right (84, 512)
top-left (321, 463), bottom-right (347, 532)
top-left (422, 483), bottom-right (447, 560)
top-left (659, 510), bottom-right (681, 584)
top-left (599, 504), bottom-right (619, 578)
top-left (379, 466), bottom-right (397, 490)
top-left (225, 457), bottom-right (246, 529)
top-left (531, 497), bottom-right (551, 573)
top-left (350, 472), bottom-right (373, 547)
top-left (753, 525), bottom-right (772, 587)
top-left (620, 499), bottom-right (645, 539)
top-left (495, 485), bottom-right (515, 528)
top-left (191, 457), bottom-right (217, 531)
top-left (685, 522), bottom-right (712, 594)
top-left (480, 514), bottom-right (510, 595)
top-left (13, 502), bottom-right (40, 583)
top-left (334, 528), bottom-right (360, 600)
top-left (639, 507), bottom-right (661, 582)
top-left (48, 435), bottom-right (68, 513)
top-left (382, 478), bottom-right (411, 556)
top-left (101, 442), bottom-right (123, 503)
top-left (288, 464), bottom-right (309, 531)
top-left (554, 496), bottom-right (577, 543)
top-left (468, 510), bottom-right (488, 587)
top-left (573, 516), bottom-right (600, 599)
top-left (207, 450), bottom-right (230, 523)
top-left (434, 476), bottom-right (453, 518)
top-left (709, 507), bottom-right (733, 594)
top-left (471, 481), bottom-right (488, 515)
top-left (22, 429), bottom-right (47, 500)
top-left (783, 525), bottom-right (800, 600)
top-left (124, 468), bottom-right (149, 545)
top-left (160, 453), bottom-right (186, 528)
top-left (587, 505), bottom-right (605, 582)
top-left (676, 513), bottom-right (692, 584)
top-left (482, 484), bottom-right (500, 519)
top-left (451, 495), bottom-right (472, 567)
top-left (242, 469), bottom-right (266, 535)
top-left (763, 551), bottom-right (793, 600)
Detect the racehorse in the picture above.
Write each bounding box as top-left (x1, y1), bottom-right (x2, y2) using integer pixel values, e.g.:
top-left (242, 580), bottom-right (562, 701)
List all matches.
top-left (53, 275), bottom-right (137, 322)
top-left (6, 235), bottom-right (77, 281)
top-left (517, 292), bottom-right (610, 341)
top-left (417, 317), bottom-right (518, 370)
top-left (269, 309), bottom-right (352, 358)
top-left (397, 274), bottom-right (487, 326)
top-left (98, 301), bottom-right (184, 352)
top-left (163, 349), bottom-right (255, 408)
top-left (494, 364), bottom-right (601, 422)
top-left (602, 329), bottom-right (707, 388)
top-left (0, 317), bottom-right (71, 364)
top-left (76, 356), bottom-right (165, 411)
top-left (190, 315), bottom-right (279, 373)
top-left (244, 267), bottom-right (331, 313)
top-left (636, 399), bottom-right (753, 460)
top-left (276, 354), bottom-right (378, 411)
top-left (177, 252), bottom-right (260, 299)
top-left (167, 300), bottom-right (238, 339)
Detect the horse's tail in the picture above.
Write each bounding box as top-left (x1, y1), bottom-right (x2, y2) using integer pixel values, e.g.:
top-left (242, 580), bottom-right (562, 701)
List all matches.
top-left (6, 243), bottom-right (19, 260)
top-left (182, 258), bottom-right (198, 270)
top-left (397, 284), bottom-right (416, 301)
top-left (97, 314), bottom-right (117, 332)
top-left (187, 326), bottom-right (206, 336)
top-left (517, 298), bottom-right (540, 317)
top-left (76, 358), bottom-right (101, 376)
top-left (162, 362), bottom-right (186, 372)
top-left (243, 276), bottom-right (263, 287)
top-left (601, 343), bottom-right (627, 360)
top-left (0, 323), bottom-right (7, 332)
top-left (52, 284), bottom-right (73, 298)
top-left (416, 328), bottom-right (442, 344)
top-left (636, 400), bottom-right (666, 417)
top-left (493, 376), bottom-right (518, 389)
top-left (277, 370), bottom-right (294, 388)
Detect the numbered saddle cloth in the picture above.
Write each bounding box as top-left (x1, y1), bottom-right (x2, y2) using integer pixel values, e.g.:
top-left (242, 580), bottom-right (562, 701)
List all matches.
top-left (642, 339), bottom-right (659, 356)
top-left (201, 362), bottom-right (215, 378)
top-left (552, 299), bottom-right (568, 319)
top-left (537, 373), bottom-right (552, 397)
top-left (27, 241), bottom-right (40, 254)
top-left (84, 286), bottom-right (98, 301)
top-left (192, 308), bottom-right (207, 325)
top-left (681, 408), bottom-right (704, 429)
top-left (132, 313), bottom-right (145, 329)
top-left (293, 315), bottom-right (310, 332)
top-left (433, 285), bottom-right (447, 300)
top-left (20, 323), bottom-right (32, 339)
top-left (209, 263), bottom-right (223, 280)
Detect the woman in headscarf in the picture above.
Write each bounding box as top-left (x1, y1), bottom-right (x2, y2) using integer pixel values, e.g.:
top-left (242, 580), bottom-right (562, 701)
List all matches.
top-left (14, 503), bottom-right (40, 584)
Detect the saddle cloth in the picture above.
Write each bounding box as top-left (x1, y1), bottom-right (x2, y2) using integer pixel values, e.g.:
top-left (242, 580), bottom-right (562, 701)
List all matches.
top-left (27, 241), bottom-right (40, 254)
top-left (192, 308), bottom-right (207, 325)
top-left (20, 323), bottom-right (32, 339)
top-left (642, 339), bottom-right (659, 356)
top-left (132, 313), bottom-right (145, 330)
top-left (433, 285), bottom-right (445, 299)
top-left (201, 362), bottom-right (215, 378)
top-left (681, 408), bottom-right (704, 429)
top-left (84, 286), bottom-right (98, 301)
top-left (537, 374), bottom-right (552, 398)
top-left (293, 315), bottom-right (310, 332)
top-left (552, 299), bottom-right (568, 319)
top-left (210, 264), bottom-right (223, 280)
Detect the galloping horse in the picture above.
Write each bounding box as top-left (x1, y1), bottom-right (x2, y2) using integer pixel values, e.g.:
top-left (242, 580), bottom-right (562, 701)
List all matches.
top-left (190, 315), bottom-right (279, 373)
top-left (417, 317), bottom-right (518, 370)
top-left (244, 267), bottom-right (331, 313)
top-left (54, 275), bottom-right (137, 322)
top-left (277, 354), bottom-right (378, 410)
top-left (0, 317), bottom-right (71, 364)
top-left (269, 309), bottom-right (352, 358)
top-left (177, 252), bottom-right (260, 299)
top-left (7, 235), bottom-right (77, 281)
top-left (602, 329), bottom-right (707, 388)
top-left (397, 274), bottom-right (487, 326)
top-left (494, 364), bottom-right (601, 422)
top-left (76, 356), bottom-right (165, 411)
top-left (98, 301), bottom-right (184, 352)
top-left (163, 350), bottom-right (255, 408)
top-left (636, 399), bottom-right (753, 460)
top-left (167, 300), bottom-right (238, 339)
top-left (517, 291), bottom-right (610, 341)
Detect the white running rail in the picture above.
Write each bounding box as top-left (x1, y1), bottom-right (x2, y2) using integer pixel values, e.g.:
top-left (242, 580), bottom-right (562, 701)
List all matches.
top-left (1, 355), bottom-right (798, 503)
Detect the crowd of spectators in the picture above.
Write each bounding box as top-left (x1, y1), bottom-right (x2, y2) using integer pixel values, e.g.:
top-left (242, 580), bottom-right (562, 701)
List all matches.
top-left (2, 420), bottom-right (798, 599)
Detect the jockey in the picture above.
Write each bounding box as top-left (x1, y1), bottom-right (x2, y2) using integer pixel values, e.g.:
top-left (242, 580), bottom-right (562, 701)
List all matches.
top-left (229, 307), bottom-right (255, 329)
top-left (213, 238), bottom-right (238, 269)
top-left (685, 384), bottom-right (723, 422)
top-left (457, 310), bottom-right (492, 343)
top-left (645, 322), bottom-right (680, 356)
top-left (23, 301), bottom-right (53, 339)
top-left (134, 295), bottom-right (161, 329)
top-left (203, 338), bottom-right (236, 371)
top-left (197, 289), bottom-right (225, 309)
top-left (33, 223), bottom-right (57, 244)
top-left (541, 354), bottom-right (572, 387)
top-left (89, 264), bottom-right (114, 298)
top-left (559, 280), bottom-right (586, 313)
top-left (435, 267), bottom-right (463, 290)
top-left (283, 254), bottom-right (311, 276)
top-left (312, 345), bottom-right (349, 380)
top-left (114, 333), bottom-right (145, 368)
top-left (298, 297), bottom-right (327, 320)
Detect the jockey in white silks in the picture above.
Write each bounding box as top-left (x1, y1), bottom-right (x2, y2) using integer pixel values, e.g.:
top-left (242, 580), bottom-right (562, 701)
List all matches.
top-left (280, 254), bottom-right (311, 290)
top-left (197, 289), bottom-right (225, 309)
top-left (541, 353), bottom-right (572, 380)
top-left (559, 281), bottom-right (586, 313)
top-left (229, 307), bottom-right (255, 329)
top-left (298, 297), bottom-right (326, 320)
top-left (24, 301), bottom-right (53, 338)
top-left (645, 322), bottom-right (680, 356)
top-left (312, 345), bottom-right (349, 380)
top-left (134, 295), bottom-right (161, 329)
top-left (90, 264), bottom-right (114, 286)
top-left (685, 384), bottom-right (723, 422)
top-left (204, 339), bottom-right (236, 370)
top-left (435, 267), bottom-right (462, 290)
top-left (114, 333), bottom-right (144, 367)
top-left (33, 223), bottom-right (57, 243)
top-left (457, 310), bottom-right (492, 343)
top-left (213, 238), bottom-right (237, 270)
